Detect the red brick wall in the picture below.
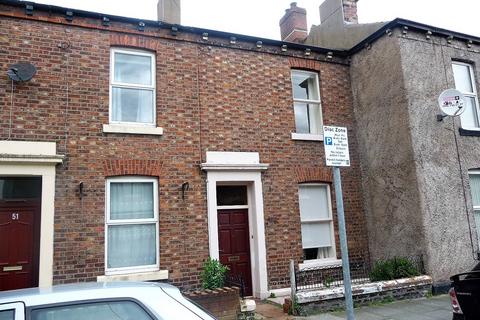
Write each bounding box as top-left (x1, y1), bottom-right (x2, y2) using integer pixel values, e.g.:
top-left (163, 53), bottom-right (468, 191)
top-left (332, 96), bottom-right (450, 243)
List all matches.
top-left (103, 159), bottom-right (163, 177)
top-left (185, 287), bottom-right (240, 320)
top-left (0, 4), bottom-right (369, 290)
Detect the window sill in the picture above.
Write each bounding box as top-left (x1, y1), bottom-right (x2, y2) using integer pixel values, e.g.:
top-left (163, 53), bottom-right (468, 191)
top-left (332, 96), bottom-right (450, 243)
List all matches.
top-left (291, 133), bottom-right (324, 141)
top-left (459, 128), bottom-right (480, 136)
top-left (103, 124), bottom-right (164, 135)
top-left (298, 259), bottom-right (342, 270)
top-left (97, 269), bottom-right (168, 282)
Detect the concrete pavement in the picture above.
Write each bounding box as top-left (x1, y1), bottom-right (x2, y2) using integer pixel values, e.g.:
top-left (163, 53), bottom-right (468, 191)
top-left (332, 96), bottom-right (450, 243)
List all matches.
top-left (299, 295), bottom-right (451, 320)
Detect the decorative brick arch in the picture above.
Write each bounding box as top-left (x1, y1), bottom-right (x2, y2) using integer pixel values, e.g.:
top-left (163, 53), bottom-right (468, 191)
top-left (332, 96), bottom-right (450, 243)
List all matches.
top-left (103, 159), bottom-right (162, 177)
top-left (110, 34), bottom-right (158, 51)
top-left (294, 167), bottom-right (332, 183)
top-left (288, 57), bottom-right (322, 72)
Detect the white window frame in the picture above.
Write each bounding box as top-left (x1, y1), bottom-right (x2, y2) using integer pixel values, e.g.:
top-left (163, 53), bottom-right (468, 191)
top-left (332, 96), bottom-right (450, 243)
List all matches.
top-left (469, 170), bottom-right (480, 248)
top-left (291, 70), bottom-right (323, 140)
top-left (452, 61), bottom-right (480, 130)
top-left (298, 183), bottom-right (338, 267)
top-left (105, 176), bottom-right (159, 275)
top-left (109, 48), bottom-right (156, 127)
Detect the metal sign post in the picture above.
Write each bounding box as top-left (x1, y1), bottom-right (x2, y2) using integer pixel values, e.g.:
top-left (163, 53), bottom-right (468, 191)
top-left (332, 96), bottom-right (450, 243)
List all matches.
top-left (323, 126), bottom-right (355, 320)
top-left (333, 167), bottom-right (355, 320)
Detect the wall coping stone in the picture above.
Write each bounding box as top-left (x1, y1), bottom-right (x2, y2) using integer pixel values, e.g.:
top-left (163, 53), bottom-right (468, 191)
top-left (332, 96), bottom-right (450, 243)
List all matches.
top-left (185, 286), bottom-right (240, 298)
top-left (296, 275), bottom-right (432, 304)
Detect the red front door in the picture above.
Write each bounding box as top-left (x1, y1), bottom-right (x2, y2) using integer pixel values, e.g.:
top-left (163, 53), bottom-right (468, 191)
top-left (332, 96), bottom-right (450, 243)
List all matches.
top-left (0, 200), bottom-right (40, 291)
top-left (218, 209), bottom-right (252, 296)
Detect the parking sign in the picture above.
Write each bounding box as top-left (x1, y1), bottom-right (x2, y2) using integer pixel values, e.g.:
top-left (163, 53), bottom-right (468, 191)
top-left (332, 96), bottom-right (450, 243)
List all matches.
top-left (323, 126), bottom-right (350, 167)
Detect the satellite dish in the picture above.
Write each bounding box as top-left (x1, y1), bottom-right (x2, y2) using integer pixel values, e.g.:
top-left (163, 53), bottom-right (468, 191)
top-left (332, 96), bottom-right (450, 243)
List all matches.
top-left (438, 88), bottom-right (465, 117)
top-left (7, 62), bottom-right (37, 82)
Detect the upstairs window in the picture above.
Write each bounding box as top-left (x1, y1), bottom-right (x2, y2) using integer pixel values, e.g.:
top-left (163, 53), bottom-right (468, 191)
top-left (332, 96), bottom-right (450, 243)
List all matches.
top-left (110, 48), bottom-right (156, 126)
top-left (298, 184), bottom-right (336, 262)
top-left (291, 70), bottom-right (322, 135)
top-left (452, 62), bottom-right (480, 129)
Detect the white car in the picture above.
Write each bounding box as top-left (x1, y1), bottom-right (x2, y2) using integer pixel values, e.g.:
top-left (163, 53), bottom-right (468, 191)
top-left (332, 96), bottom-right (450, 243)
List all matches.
top-left (0, 282), bottom-right (216, 320)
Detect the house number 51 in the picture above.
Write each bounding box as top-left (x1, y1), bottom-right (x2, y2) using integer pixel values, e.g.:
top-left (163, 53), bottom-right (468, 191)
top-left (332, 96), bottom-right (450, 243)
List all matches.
top-left (11, 213), bottom-right (19, 220)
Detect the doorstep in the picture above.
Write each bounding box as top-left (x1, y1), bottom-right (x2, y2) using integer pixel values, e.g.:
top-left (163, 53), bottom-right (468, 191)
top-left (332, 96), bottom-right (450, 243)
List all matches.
top-left (268, 296), bottom-right (288, 306)
top-left (255, 299), bottom-right (293, 320)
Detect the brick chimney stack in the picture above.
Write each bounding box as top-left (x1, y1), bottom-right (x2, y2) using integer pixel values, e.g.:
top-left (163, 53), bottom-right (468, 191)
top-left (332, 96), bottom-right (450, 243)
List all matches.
top-left (342, 0), bottom-right (358, 24)
top-left (157, 0), bottom-right (181, 25)
top-left (279, 2), bottom-right (308, 43)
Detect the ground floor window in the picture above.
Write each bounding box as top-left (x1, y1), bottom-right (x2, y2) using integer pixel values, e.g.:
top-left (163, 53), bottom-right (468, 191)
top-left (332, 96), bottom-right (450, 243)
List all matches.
top-left (469, 171), bottom-right (480, 247)
top-left (298, 184), bottom-right (336, 262)
top-left (105, 176), bottom-right (159, 274)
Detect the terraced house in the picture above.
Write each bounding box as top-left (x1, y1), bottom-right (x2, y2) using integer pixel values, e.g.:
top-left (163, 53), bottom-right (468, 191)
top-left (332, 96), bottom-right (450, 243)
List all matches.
top-left (1, 0), bottom-right (479, 297)
top-left (0, 0), bottom-right (368, 298)
top-left (292, 0), bottom-right (480, 292)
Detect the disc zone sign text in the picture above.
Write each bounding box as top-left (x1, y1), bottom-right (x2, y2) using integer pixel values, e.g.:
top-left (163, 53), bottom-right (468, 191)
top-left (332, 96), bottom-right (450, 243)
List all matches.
top-left (323, 126), bottom-right (350, 167)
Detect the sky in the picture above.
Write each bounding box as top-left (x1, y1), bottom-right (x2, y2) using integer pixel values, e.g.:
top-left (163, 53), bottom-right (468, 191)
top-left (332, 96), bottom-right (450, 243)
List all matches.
top-left (30, 0), bottom-right (480, 40)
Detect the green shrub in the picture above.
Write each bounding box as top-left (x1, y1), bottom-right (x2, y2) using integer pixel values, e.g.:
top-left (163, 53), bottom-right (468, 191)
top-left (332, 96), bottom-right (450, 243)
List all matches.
top-left (323, 276), bottom-right (334, 288)
top-left (369, 257), bottom-right (420, 281)
top-left (201, 257), bottom-right (229, 289)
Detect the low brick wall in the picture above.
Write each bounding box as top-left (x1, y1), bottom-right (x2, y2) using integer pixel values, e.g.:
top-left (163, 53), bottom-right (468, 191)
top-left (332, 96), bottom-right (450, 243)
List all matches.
top-left (184, 287), bottom-right (240, 320)
top-left (295, 275), bottom-right (432, 314)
